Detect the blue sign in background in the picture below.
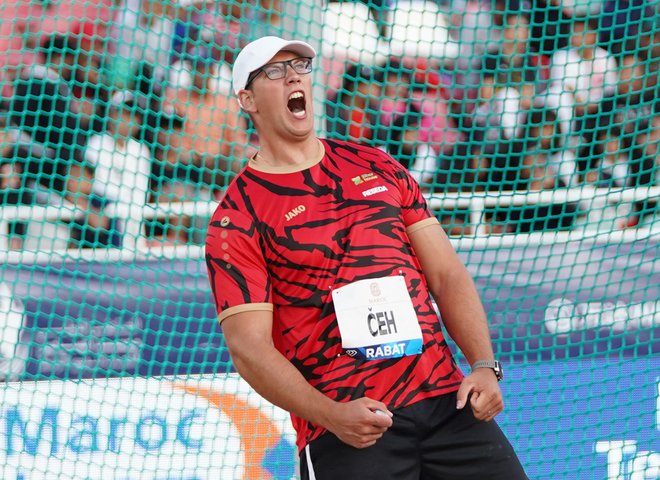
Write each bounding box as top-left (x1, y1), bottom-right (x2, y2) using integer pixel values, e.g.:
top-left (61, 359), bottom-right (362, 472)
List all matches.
top-left (2, 260), bottom-right (231, 379)
top-left (1, 238), bottom-right (658, 479)
top-left (500, 359), bottom-right (659, 480)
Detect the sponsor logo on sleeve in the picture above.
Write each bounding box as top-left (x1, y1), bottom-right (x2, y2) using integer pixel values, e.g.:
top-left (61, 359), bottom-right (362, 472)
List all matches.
top-left (352, 173), bottom-right (379, 185)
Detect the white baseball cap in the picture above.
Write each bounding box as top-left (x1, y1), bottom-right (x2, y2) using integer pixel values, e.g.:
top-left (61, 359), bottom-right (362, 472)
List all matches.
top-left (232, 36), bottom-right (316, 95)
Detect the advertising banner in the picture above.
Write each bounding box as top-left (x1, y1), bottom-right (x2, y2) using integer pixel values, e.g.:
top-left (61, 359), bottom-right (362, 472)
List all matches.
top-left (0, 260), bottom-right (229, 379)
top-left (0, 375), bottom-right (298, 480)
top-left (0, 239), bottom-right (657, 381)
top-left (465, 239), bottom-right (660, 360)
top-left (0, 366), bottom-right (657, 480)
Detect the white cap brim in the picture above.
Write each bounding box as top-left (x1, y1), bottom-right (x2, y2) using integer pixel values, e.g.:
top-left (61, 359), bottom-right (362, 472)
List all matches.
top-left (232, 36), bottom-right (316, 95)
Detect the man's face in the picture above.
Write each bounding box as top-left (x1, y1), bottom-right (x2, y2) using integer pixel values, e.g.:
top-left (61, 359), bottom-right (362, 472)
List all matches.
top-left (244, 50), bottom-right (314, 139)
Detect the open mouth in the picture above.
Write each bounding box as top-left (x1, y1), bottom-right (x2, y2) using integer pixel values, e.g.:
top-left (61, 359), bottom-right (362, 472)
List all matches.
top-left (287, 91), bottom-right (306, 118)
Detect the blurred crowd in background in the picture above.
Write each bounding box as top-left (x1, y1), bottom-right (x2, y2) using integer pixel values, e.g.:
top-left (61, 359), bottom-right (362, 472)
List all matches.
top-left (0, 0), bottom-right (658, 249)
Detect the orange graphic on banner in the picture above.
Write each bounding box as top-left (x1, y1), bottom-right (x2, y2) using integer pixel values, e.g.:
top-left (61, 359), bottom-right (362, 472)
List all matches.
top-left (178, 385), bottom-right (282, 480)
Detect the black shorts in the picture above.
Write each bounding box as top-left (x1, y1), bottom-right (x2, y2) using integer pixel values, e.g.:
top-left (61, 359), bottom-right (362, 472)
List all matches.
top-left (300, 393), bottom-right (528, 480)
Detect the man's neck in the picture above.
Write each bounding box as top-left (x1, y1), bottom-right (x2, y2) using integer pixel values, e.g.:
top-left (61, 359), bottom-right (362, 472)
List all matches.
top-left (256, 136), bottom-right (322, 167)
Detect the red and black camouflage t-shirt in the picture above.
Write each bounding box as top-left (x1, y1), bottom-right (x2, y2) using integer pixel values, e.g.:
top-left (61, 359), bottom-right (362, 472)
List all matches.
top-left (206, 138), bottom-right (464, 451)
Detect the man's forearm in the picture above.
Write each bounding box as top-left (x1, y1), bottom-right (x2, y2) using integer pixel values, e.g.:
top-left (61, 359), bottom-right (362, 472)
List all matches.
top-left (230, 340), bottom-right (337, 428)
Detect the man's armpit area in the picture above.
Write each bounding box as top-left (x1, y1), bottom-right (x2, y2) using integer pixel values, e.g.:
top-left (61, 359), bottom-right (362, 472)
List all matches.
top-left (218, 303), bottom-right (274, 324)
top-left (406, 217), bottom-right (439, 235)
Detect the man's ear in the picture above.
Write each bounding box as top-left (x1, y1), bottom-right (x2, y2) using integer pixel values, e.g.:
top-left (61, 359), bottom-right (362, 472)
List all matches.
top-left (238, 90), bottom-right (256, 112)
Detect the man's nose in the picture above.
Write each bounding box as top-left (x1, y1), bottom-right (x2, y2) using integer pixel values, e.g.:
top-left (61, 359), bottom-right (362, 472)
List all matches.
top-left (285, 64), bottom-right (301, 82)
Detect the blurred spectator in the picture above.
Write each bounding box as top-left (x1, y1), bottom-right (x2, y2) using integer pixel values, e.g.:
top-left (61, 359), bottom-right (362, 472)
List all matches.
top-left (593, 51), bottom-right (660, 227)
top-left (620, 109), bottom-right (660, 228)
top-left (637, 16), bottom-right (660, 70)
top-left (409, 58), bottom-right (461, 156)
top-left (48, 34), bottom-right (112, 139)
top-left (108, 0), bottom-right (231, 88)
top-left (109, 0), bottom-right (176, 88)
top-left (146, 103), bottom-right (195, 244)
top-left (485, 7), bottom-right (550, 96)
top-left (373, 57), bottom-right (413, 142)
top-left (491, 0), bottom-right (566, 66)
top-left (173, 0), bottom-right (282, 70)
top-left (383, 100), bottom-right (469, 235)
top-left (459, 56), bottom-right (498, 163)
top-left (1, 0), bottom-right (114, 98)
top-left (11, 34), bottom-right (86, 163)
top-left (333, 0), bottom-right (389, 38)
top-left (167, 45), bottom-right (246, 196)
top-left (493, 3), bottom-right (532, 60)
top-left (204, 1), bottom-right (251, 65)
top-left (547, 11), bottom-right (619, 184)
top-left (485, 107), bottom-right (579, 233)
top-left (9, 33), bottom-right (108, 247)
top-left (450, 5), bottom-right (546, 139)
top-left (449, 0), bottom-right (495, 59)
top-left (385, 104), bottom-right (422, 168)
top-left (172, 1), bottom-right (207, 61)
top-left (525, 104), bottom-right (576, 188)
top-left (326, 63), bottom-right (380, 143)
top-left (169, 45), bottom-right (232, 96)
top-left (70, 21), bottom-right (108, 57)
top-left (526, 0), bottom-right (572, 56)
top-left (589, 51), bottom-right (651, 185)
top-left (149, 103), bottom-right (190, 195)
top-left (385, 104), bottom-right (437, 186)
top-left (189, 1), bottom-right (280, 69)
top-left (0, 108), bottom-right (31, 249)
top-left (127, 62), bottom-right (170, 160)
top-left (83, 91), bottom-right (151, 247)
top-left (372, 57), bottom-right (460, 178)
top-left (470, 55), bottom-right (528, 161)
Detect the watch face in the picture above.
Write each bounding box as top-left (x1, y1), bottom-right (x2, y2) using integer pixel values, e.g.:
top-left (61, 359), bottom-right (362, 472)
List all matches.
top-left (494, 361), bottom-right (504, 381)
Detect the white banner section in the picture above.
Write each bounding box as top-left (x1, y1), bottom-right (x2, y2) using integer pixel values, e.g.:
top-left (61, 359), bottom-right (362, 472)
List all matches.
top-left (0, 375), bottom-right (297, 480)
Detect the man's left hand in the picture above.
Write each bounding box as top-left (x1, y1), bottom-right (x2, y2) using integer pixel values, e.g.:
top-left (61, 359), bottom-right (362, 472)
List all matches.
top-left (455, 368), bottom-right (504, 422)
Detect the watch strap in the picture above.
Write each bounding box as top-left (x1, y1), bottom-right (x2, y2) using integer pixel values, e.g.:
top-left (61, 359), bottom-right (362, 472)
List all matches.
top-left (472, 360), bottom-right (497, 370)
top-left (471, 359), bottom-right (503, 381)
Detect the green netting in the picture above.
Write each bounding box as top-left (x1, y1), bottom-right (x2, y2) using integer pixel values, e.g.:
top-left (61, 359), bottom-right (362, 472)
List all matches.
top-left (0, 0), bottom-right (658, 479)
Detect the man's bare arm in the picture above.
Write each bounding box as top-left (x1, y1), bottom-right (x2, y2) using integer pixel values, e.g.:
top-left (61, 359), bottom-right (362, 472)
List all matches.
top-left (220, 310), bottom-right (393, 447)
top-left (408, 223), bottom-right (503, 420)
top-left (408, 223), bottom-right (494, 364)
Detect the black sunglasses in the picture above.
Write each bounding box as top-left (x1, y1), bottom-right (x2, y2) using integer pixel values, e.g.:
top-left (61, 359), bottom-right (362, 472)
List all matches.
top-left (245, 57), bottom-right (313, 89)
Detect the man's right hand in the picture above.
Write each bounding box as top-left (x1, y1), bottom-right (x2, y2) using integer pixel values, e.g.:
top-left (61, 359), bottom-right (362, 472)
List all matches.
top-left (324, 397), bottom-right (393, 449)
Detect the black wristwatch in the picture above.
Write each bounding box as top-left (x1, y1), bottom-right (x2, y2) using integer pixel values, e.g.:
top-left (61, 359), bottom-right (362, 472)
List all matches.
top-left (471, 360), bottom-right (504, 381)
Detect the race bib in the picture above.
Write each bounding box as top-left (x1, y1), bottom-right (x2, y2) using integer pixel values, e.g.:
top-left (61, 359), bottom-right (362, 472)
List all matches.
top-left (331, 276), bottom-right (423, 360)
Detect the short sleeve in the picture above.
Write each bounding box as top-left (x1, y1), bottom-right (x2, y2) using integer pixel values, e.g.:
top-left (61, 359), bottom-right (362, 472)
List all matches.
top-left (379, 151), bottom-right (437, 230)
top-left (205, 207), bottom-right (272, 323)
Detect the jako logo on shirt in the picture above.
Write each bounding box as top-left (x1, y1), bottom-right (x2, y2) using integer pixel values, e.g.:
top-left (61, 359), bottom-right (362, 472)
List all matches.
top-left (285, 205), bottom-right (306, 221)
top-left (362, 186), bottom-right (388, 197)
